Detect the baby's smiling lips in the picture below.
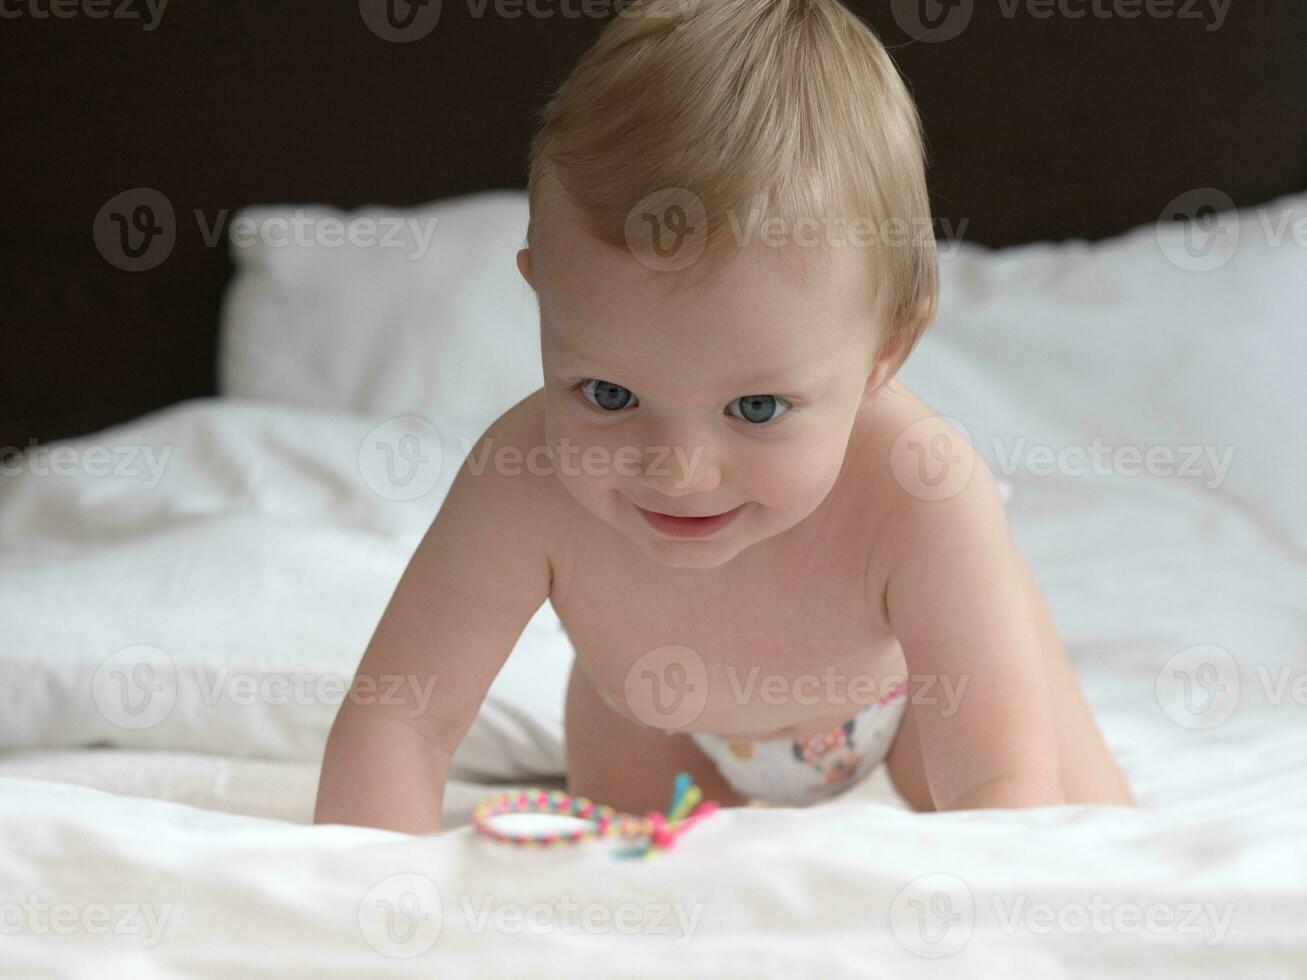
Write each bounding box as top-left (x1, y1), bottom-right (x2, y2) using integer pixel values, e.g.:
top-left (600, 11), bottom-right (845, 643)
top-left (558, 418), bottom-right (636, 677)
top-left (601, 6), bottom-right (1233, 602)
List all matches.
top-left (641, 504), bottom-right (731, 519)
top-left (634, 501), bottom-right (746, 538)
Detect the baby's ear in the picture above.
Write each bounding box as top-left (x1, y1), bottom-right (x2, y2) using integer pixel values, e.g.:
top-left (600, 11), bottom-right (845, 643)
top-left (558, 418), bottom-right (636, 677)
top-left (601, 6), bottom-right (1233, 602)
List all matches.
top-left (865, 329), bottom-right (906, 395)
top-left (866, 298), bottom-right (935, 393)
top-left (515, 248), bottom-right (536, 290)
top-left (901, 296), bottom-right (937, 335)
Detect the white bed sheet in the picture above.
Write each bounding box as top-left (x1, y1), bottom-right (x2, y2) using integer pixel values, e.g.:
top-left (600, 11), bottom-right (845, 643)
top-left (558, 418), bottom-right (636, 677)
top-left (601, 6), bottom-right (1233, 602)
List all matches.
top-left (0, 746), bottom-right (555, 829)
top-left (1, 428), bottom-right (1305, 976)
top-left (0, 399), bottom-right (573, 784)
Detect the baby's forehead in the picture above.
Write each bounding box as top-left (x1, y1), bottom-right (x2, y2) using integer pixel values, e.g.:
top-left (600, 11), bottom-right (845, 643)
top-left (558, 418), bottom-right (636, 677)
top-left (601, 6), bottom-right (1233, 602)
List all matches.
top-left (725, 229), bottom-right (878, 297)
top-left (543, 281), bottom-right (875, 397)
top-left (530, 179), bottom-right (885, 368)
top-left (540, 214), bottom-right (877, 314)
top-left (532, 170), bottom-right (879, 290)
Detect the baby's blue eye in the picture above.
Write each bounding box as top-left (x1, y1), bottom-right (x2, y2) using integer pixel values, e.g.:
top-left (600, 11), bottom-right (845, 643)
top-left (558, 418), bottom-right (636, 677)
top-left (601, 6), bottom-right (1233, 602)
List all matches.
top-left (578, 379), bottom-right (637, 411)
top-left (574, 381), bottom-right (789, 424)
top-left (728, 394), bottom-right (789, 424)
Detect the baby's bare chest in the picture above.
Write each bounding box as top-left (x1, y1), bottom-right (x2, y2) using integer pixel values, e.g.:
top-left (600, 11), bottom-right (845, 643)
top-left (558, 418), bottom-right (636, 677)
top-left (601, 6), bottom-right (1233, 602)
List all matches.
top-left (549, 518), bottom-right (906, 739)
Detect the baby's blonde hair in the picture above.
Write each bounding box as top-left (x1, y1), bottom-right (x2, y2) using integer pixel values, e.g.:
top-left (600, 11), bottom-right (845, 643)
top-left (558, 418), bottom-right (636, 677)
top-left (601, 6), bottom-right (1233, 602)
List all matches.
top-left (527, 0), bottom-right (939, 372)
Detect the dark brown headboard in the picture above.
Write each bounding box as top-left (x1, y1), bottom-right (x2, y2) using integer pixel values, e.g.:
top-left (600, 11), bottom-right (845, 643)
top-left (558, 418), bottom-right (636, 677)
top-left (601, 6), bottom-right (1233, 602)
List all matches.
top-left (3, 0), bottom-right (1305, 450)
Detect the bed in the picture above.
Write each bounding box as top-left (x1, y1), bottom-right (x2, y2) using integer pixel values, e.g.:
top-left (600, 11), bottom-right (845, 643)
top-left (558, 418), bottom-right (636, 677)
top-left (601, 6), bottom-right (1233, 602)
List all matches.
top-left (3, 4), bottom-right (1307, 978)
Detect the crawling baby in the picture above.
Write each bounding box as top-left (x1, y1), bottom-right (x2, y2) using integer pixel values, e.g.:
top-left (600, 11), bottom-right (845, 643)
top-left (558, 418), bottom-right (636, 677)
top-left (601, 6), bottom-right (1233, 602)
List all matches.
top-left (315, 0), bottom-right (1132, 834)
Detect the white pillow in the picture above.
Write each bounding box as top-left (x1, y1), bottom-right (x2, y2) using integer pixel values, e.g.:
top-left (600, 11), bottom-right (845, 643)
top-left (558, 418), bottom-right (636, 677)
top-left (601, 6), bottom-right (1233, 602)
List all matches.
top-left (219, 187), bottom-right (1305, 549)
top-left (0, 398), bottom-right (570, 783)
top-left (217, 191), bottom-right (543, 437)
top-left (899, 190), bottom-right (1307, 550)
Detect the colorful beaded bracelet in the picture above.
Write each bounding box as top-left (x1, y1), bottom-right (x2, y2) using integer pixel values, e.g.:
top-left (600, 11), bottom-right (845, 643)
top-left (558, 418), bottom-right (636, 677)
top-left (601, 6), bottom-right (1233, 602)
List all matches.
top-left (471, 771), bottom-right (720, 860)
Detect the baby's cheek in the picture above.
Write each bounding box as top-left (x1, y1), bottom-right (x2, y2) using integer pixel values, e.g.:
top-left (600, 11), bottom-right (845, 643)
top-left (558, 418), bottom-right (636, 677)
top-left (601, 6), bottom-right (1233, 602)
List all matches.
top-left (543, 421), bottom-right (637, 509)
top-left (750, 436), bottom-right (845, 510)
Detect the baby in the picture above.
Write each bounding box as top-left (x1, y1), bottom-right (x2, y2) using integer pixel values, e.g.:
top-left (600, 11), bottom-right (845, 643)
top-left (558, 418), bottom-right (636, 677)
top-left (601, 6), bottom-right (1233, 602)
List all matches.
top-left (315, 0), bottom-right (1132, 834)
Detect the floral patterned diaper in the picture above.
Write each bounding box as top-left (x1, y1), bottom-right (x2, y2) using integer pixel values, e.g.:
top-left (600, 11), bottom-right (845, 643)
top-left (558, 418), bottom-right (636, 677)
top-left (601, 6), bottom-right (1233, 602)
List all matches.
top-left (689, 679), bottom-right (910, 806)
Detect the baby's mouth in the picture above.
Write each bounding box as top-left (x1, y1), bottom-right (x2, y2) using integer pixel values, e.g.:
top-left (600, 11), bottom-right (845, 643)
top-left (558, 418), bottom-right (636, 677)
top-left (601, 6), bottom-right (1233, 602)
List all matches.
top-left (634, 502), bottom-right (746, 539)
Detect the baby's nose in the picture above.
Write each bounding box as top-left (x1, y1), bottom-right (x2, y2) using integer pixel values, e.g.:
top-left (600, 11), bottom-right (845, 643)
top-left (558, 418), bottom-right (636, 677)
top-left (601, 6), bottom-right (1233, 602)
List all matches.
top-left (632, 428), bottom-right (721, 496)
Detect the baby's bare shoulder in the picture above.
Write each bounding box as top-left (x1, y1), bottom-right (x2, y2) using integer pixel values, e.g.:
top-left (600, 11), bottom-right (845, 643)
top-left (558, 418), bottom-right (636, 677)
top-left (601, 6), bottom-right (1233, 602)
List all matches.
top-left (848, 383), bottom-right (1010, 619)
top-left (881, 383), bottom-right (1005, 524)
top-left (465, 387), bottom-right (576, 575)
top-left (468, 386), bottom-right (566, 501)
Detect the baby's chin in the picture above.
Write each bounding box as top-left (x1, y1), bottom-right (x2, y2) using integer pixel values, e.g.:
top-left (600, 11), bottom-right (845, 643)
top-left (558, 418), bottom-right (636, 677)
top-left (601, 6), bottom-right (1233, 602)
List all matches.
top-left (629, 536), bottom-right (753, 571)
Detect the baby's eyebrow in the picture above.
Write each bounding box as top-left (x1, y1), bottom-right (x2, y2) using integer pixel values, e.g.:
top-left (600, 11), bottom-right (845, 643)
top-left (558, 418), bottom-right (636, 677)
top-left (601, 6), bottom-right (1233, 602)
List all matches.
top-left (725, 368), bottom-right (818, 390)
top-left (553, 342), bottom-right (820, 391)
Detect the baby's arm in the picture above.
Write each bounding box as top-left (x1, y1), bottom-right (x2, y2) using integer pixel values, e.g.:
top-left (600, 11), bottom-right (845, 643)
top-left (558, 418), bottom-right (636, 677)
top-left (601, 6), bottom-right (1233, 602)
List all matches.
top-left (883, 432), bottom-right (1064, 810)
top-left (313, 398), bottom-right (552, 834)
